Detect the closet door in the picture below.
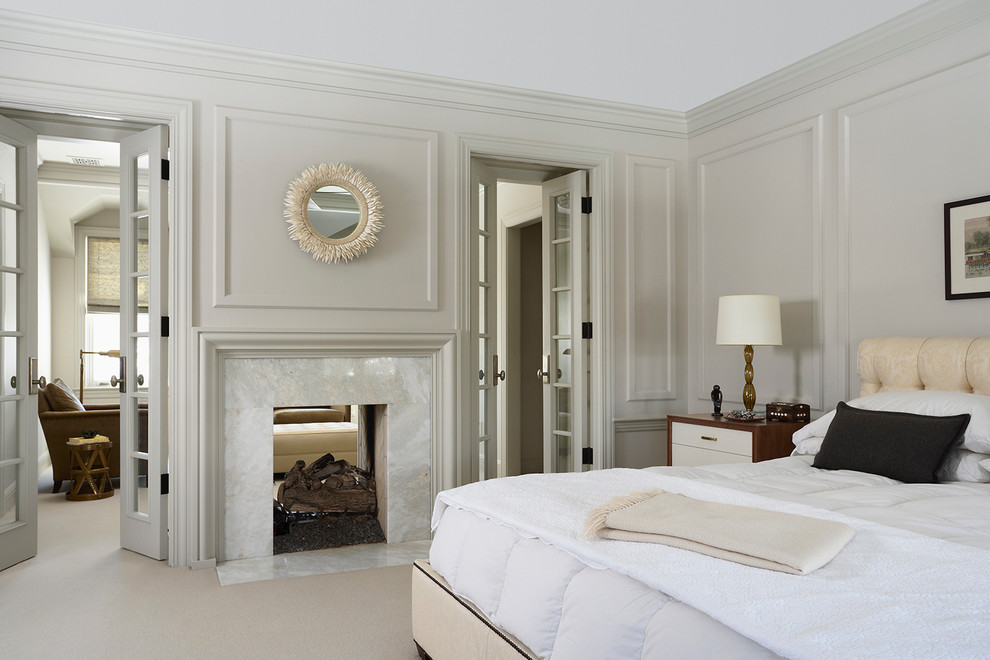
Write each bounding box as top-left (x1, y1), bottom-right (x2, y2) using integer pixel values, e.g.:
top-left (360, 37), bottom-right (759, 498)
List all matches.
top-left (118, 125), bottom-right (169, 560)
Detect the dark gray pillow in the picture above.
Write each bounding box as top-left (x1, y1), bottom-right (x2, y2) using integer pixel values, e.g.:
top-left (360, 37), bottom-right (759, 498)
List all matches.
top-left (813, 401), bottom-right (970, 483)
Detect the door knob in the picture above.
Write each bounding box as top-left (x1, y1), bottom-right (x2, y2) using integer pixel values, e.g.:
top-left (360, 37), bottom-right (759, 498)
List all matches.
top-left (537, 354), bottom-right (551, 384)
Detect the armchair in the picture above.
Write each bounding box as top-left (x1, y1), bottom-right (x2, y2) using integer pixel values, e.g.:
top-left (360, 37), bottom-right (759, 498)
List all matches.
top-left (38, 382), bottom-right (122, 493)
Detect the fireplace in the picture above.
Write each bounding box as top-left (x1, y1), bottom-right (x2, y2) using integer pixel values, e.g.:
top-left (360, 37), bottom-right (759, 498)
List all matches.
top-left (221, 353), bottom-right (435, 561)
top-left (272, 403), bottom-right (386, 554)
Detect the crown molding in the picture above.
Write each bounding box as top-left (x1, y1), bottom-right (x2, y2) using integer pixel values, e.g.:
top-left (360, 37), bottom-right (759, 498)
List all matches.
top-left (0, 9), bottom-right (687, 138)
top-left (687, 0), bottom-right (990, 136)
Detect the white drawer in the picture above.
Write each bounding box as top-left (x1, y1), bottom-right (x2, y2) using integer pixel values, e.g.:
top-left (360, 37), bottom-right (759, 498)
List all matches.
top-left (672, 444), bottom-right (753, 468)
top-left (671, 422), bottom-right (753, 458)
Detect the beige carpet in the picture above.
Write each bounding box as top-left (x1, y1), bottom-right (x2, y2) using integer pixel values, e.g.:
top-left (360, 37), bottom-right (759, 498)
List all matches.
top-left (0, 470), bottom-right (421, 659)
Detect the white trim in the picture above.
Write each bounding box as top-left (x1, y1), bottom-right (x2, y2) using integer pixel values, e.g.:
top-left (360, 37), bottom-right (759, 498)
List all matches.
top-left (195, 328), bottom-right (456, 564)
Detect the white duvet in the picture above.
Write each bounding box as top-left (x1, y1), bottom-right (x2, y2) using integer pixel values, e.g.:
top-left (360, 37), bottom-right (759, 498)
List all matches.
top-left (430, 457), bottom-right (990, 659)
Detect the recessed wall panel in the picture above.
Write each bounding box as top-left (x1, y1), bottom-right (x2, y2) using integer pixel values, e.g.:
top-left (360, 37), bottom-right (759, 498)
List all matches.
top-left (626, 156), bottom-right (675, 401)
top-left (699, 121), bottom-right (821, 410)
top-left (216, 108), bottom-right (438, 310)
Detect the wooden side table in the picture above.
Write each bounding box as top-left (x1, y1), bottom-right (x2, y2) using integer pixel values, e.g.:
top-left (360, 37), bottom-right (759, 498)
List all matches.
top-left (66, 439), bottom-right (114, 501)
top-left (667, 413), bottom-right (807, 467)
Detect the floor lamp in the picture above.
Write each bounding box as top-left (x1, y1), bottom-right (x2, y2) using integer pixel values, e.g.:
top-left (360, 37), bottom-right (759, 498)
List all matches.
top-left (79, 349), bottom-right (120, 404)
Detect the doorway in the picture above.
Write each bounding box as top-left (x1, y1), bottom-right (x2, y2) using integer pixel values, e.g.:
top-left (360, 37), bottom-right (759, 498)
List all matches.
top-left (1, 107), bottom-right (171, 562)
top-left (470, 155), bottom-right (601, 481)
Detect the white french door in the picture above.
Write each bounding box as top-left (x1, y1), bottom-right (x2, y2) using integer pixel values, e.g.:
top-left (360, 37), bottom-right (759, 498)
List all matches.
top-left (540, 171), bottom-right (588, 473)
top-left (118, 125), bottom-right (168, 560)
top-left (0, 114), bottom-right (39, 571)
top-left (471, 160), bottom-right (499, 481)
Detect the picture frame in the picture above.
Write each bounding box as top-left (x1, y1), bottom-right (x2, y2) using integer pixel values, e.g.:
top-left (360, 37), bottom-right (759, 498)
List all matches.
top-left (944, 194), bottom-right (990, 300)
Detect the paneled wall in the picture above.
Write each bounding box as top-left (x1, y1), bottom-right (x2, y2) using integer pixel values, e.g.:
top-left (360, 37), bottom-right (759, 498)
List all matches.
top-left (688, 14), bottom-right (990, 416)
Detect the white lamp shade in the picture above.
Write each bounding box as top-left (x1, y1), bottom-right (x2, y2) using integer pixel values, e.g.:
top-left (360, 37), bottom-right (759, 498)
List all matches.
top-left (715, 295), bottom-right (782, 346)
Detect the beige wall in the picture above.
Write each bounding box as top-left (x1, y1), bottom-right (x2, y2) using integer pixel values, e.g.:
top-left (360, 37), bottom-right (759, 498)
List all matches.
top-left (687, 14), bottom-right (990, 416)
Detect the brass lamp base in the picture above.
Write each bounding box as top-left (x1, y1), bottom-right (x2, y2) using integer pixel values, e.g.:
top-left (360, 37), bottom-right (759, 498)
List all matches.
top-left (742, 344), bottom-right (756, 411)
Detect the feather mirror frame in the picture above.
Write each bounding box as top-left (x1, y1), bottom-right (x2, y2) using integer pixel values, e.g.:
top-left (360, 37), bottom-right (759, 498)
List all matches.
top-left (283, 162), bottom-right (384, 264)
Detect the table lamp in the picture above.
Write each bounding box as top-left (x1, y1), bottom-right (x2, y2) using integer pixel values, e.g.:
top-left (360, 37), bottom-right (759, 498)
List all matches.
top-left (715, 294), bottom-right (782, 411)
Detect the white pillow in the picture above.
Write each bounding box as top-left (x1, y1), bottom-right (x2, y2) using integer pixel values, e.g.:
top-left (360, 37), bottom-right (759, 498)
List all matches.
top-left (792, 390), bottom-right (990, 454)
top-left (937, 449), bottom-right (990, 483)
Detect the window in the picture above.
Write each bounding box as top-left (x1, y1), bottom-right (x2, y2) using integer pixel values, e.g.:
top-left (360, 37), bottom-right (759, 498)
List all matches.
top-left (79, 232), bottom-right (148, 390)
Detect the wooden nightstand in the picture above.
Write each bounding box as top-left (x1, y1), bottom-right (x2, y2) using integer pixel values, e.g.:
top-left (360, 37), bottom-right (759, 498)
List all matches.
top-left (666, 413), bottom-right (807, 467)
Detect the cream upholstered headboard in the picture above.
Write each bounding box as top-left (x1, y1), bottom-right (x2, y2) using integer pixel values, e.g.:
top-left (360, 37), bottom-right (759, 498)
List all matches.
top-left (858, 337), bottom-right (990, 397)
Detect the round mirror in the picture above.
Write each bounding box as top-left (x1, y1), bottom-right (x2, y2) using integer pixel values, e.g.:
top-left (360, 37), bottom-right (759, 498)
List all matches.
top-left (283, 163), bottom-right (384, 263)
top-left (308, 185), bottom-right (361, 240)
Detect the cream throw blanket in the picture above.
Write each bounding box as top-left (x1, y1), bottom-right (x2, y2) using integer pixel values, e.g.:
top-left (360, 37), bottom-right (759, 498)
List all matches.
top-left (585, 489), bottom-right (854, 575)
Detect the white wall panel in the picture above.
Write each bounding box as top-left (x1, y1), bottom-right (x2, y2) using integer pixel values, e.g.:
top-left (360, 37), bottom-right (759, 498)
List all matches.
top-left (214, 107), bottom-right (438, 310)
top-left (698, 119), bottom-right (822, 411)
top-left (839, 57), bottom-right (990, 392)
top-left (625, 156), bottom-right (675, 401)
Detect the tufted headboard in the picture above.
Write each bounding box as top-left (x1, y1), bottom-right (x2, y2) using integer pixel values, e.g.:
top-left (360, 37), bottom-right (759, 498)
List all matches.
top-left (858, 337), bottom-right (990, 397)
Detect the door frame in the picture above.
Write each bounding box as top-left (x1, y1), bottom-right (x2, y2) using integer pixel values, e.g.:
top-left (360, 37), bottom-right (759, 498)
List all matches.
top-left (0, 80), bottom-right (194, 567)
top-left (457, 135), bottom-right (613, 483)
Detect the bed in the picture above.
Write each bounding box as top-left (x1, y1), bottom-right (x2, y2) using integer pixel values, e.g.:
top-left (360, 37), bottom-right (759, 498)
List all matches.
top-left (412, 337), bottom-right (990, 659)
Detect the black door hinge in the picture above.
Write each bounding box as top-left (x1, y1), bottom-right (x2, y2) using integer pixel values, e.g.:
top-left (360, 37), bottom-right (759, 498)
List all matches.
top-left (161, 159), bottom-right (170, 181)
top-left (582, 447), bottom-right (594, 465)
top-left (582, 322), bottom-right (593, 339)
top-left (161, 473), bottom-right (169, 495)
top-left (581, 196), bottom-right (592, 214)
top-left (161, 316), bottom-right (170, 338)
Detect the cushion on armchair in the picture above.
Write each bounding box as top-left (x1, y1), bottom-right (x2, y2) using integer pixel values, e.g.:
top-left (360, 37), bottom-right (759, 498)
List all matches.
top-left (45, 378), bottom-right (85, 411)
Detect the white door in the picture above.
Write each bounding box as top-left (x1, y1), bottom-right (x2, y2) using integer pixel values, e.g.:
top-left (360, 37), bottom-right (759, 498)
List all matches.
top-left (471, 160), bottom-right (500, 481)
top-left (540, 171), bottom-right (588, 473)
top-left (0, 115), bottom-right (39, 571)
top-left (118, 126), bottom-right (168, 559)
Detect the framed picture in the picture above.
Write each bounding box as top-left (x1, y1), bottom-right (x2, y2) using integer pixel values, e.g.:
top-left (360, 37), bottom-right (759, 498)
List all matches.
top-left (944, 194), bottom-right (990, 300)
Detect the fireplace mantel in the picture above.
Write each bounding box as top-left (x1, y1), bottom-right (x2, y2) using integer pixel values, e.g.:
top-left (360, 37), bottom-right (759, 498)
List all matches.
top-left (196, 329), bottom-right (456, 563)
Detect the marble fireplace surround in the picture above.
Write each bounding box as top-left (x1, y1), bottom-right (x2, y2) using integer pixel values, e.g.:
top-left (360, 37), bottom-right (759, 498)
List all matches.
top-left (199, 330), bottom-right (456, 563)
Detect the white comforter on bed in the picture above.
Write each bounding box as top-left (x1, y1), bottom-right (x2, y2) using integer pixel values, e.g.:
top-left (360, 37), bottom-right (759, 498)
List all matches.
top-left (430, 457), bottom-right (990, 660)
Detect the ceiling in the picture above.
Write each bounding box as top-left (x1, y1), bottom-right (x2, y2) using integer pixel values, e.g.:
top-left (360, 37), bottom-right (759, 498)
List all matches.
top-left (1, 0), bottom-right (930, 111)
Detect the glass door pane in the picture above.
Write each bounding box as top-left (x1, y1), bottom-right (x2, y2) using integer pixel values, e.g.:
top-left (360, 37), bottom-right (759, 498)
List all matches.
top-left (541, 171), bottom-right (587, 474)
top-left (0, 113), bottom-right (38, 571)
top-left (118, 125), bottom-right (168, 560)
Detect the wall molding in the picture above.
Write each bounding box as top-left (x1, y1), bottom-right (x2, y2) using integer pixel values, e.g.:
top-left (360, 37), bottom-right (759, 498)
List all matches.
top-left (687, 0), bottom-right (990, 135)
top-left (835, 52), bottom-right (990, 401)
top-left (625, 155), bottom-right (676, 402)
top-left (211, 106), bottom-right (439, 311)
top-left (697, 116), bottom-right (824, 411)
top-left (0, 9), bottom-right (687, 138)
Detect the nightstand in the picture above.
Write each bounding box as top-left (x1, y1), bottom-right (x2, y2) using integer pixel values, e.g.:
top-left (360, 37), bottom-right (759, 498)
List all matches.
top-left (666, 413), bottom-right (806, 467)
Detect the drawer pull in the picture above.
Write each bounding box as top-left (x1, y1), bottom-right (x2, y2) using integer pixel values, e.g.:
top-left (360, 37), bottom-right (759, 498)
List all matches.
top-left (700, 435), bottom-right (718, 442)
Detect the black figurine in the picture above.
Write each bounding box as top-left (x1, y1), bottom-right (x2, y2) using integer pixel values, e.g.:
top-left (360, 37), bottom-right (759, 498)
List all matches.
top-left (711, 385), bottom-right (722, 417)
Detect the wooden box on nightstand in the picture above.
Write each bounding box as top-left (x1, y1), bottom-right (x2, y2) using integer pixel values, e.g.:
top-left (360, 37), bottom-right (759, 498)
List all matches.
top-left (666, 413), bottom-right (807, 467)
